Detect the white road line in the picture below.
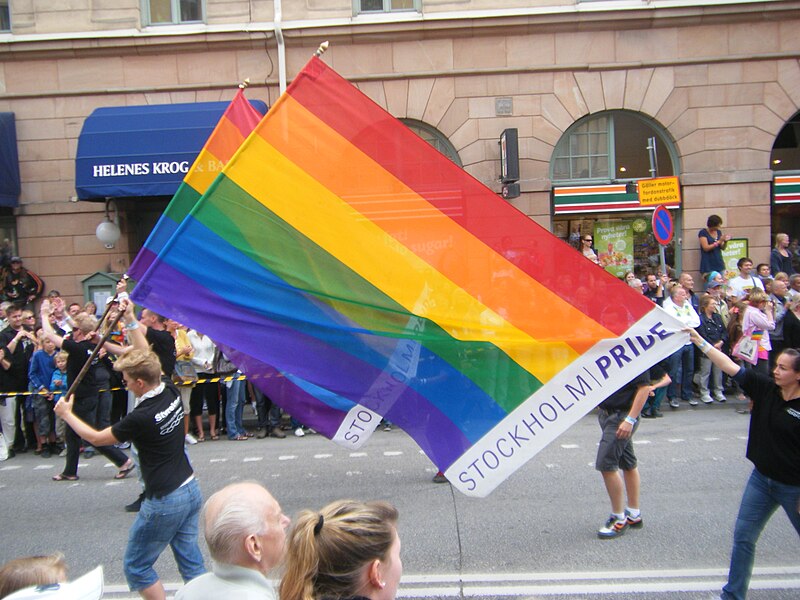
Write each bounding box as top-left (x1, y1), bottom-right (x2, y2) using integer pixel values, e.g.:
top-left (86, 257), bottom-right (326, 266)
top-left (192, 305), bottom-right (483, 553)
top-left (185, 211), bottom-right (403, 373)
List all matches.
top-left (346, 471), bottom-right (362, 476)
top-left (209, 458), bottom-right (227, 463)
top-left (314, 453), bottom-right (333, 459)
top-left (667, 438), bottom-right (685, 443)
top-left (105, 481), bottom-right (123, 486)
top-left (703, 437), bottom-right (720, 441)
top-left (33, 464), bottom-right (53, 470)
top-left (243, 456), bottom-right (263, 462)
top-left (560, 444), bottom-right (579, 449)
top-left (0, 465), bottom-right (21, 471)
top-left (350, 452), bottom-right (368, 457)
top-left (384, 451), bottom-right (403, 456)
top-left (278, 455), bottom-right (297, 461)
top-left (632, 439), bottom-right (651, 444)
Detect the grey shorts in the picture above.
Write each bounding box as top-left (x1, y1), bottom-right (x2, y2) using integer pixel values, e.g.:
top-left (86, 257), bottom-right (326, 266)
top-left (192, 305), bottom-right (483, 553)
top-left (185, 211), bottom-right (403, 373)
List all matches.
top-left (596, 408), bottom-right (639, 472)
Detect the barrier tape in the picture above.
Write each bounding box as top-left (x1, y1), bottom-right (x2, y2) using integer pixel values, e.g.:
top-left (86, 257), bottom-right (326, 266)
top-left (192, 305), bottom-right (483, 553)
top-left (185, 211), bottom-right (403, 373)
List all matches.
top-left (0, 373), bottom-right (273, 398)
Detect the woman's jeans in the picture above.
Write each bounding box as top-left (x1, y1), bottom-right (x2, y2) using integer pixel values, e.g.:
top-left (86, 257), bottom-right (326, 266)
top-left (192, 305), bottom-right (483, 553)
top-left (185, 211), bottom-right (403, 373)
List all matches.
top-left (721, 468), bottom-right (800, 600)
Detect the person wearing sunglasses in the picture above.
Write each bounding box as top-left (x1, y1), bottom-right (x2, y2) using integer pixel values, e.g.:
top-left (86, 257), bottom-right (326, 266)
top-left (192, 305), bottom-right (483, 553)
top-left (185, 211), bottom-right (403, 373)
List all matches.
top-left (578, 234), bottom-right (599, 265)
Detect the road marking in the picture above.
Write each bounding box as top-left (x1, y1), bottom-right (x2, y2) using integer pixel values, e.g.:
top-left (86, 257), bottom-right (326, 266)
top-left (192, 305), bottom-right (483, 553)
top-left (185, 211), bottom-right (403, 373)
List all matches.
top-left (209, 458), bottom-right (227, 463)
top-left (350, 452), bottom-right (368, 457)
top-left (632, 440), bottom-right (650, 445)
top-left (384, 451), bottom-right (403, 456)
top-left (243, 456), bottom-right (263, 462)
top-left (560, 444), bottom-right (579, 449)
top-left (314, 453), bottom-right (333, 459)
top-left (34, 464), bottom-right (53, 470)
top-left (346, 470), bottom-right (362, 476)
top-left (703, 437), bottom-right (720, 441)
top-left (278, 455), bottom-right (297, 461)
top-left (667, 438), bottom-right (685, 443)
top-left (0, 465), bottom-right (21, 471)
top-left (105, 481), bottom-right (123, 486)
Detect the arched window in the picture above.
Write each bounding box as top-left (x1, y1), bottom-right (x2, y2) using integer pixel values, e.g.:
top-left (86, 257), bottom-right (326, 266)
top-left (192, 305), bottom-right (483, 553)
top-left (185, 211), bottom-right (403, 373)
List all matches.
top-left (401, 119), bottom-right (462, 167)
top-left (551, 111), bottom-right (677, 182)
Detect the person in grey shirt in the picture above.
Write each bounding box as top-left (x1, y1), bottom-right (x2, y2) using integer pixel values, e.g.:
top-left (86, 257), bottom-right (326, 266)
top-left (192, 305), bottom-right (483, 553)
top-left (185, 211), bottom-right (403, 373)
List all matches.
top-left (176, 482), bottom-right (291, 600)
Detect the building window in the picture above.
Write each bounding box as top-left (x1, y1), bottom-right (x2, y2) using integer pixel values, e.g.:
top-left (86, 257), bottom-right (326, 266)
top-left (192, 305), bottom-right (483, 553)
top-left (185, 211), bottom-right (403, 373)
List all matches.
top-left (401, 119), bottom-right (462, 167)
top-left (0, 1), bottom-right (10, 32)
top-left (355, 0), bottom-right (419, 14)
top-left (145, 0), bottom-right (204, 25)
top-left (551, 111), bottom-right (676, 183)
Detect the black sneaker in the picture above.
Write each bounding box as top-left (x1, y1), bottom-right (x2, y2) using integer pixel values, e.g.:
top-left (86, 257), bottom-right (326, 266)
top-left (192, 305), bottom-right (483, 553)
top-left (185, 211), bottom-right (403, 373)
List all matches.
top-left (625, 510), bottom-right (643, 529)
top-left (598, 515), bottom-right (628, 539)
top-left (125, 493), bottom-right (144, 513)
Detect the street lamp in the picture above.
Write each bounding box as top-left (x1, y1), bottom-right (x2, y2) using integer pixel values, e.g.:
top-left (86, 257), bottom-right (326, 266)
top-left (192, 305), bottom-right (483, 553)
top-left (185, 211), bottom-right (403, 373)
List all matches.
top-left (96, 198), bottom-right (120, 249)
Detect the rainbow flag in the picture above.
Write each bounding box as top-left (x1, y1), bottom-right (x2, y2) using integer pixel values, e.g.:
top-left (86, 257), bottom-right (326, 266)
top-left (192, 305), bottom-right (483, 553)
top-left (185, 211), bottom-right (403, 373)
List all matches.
top-left (131, 57), bottom-right (687, 497)
top-left (128, 89), bottom-right (265, 281)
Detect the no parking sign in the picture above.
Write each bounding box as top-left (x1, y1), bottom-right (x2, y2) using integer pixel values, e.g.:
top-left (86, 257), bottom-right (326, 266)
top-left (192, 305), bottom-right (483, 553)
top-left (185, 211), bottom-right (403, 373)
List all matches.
top-left (651, 206), bottom-right (673, 246)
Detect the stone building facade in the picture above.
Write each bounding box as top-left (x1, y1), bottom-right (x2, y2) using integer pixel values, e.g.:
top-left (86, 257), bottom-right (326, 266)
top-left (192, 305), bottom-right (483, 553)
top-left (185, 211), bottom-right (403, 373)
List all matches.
top-left (0, 0), bottom-right (798, 302)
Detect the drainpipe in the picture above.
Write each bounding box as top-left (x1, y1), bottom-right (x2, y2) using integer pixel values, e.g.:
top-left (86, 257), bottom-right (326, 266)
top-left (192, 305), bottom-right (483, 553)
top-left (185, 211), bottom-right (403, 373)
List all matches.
top-left (274, 0), bottom-right (287, 94)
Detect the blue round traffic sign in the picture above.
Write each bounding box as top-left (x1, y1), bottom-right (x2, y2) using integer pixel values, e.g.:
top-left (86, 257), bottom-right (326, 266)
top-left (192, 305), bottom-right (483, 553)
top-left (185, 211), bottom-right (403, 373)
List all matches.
top-left (652, 206), bottom-right (673, 245)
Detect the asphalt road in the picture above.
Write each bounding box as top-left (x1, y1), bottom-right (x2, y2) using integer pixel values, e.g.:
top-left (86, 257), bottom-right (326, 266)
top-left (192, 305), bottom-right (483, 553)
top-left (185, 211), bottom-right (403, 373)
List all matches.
top-left (1, 400), bottom-right (798, 599)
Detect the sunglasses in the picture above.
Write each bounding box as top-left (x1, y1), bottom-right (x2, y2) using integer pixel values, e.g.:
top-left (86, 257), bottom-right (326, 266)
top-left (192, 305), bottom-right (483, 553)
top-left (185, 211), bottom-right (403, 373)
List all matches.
top-left (583, 238), bottom-right (593, 242)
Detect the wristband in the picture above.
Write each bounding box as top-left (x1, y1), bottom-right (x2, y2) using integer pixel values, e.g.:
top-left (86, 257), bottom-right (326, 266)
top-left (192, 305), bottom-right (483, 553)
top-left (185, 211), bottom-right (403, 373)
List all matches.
top-left (698, 340), bottom-right (711, 354)
top-left (125, 321), bottom-right (140, 331)
top-left (624, 415), bottom-right (637, 425)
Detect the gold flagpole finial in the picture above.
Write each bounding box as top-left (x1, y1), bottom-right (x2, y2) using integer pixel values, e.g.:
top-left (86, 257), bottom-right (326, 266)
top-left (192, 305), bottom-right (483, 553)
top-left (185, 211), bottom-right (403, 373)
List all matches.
top-left (314, 41), bottom-right (329, 57)
top-left (238, 77), bottom-right (251, 90)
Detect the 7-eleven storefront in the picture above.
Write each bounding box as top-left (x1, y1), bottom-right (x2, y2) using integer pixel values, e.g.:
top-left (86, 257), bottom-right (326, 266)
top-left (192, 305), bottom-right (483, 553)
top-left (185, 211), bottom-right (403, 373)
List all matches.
top-left (552, 184), bottom-right (681, 279)
top-left (773, 175), bottom-right (800, 243)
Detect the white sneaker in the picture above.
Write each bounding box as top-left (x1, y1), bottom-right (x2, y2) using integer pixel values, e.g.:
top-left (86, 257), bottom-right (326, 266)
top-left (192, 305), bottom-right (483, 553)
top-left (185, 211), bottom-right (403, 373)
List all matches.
top-left (700, 396), bottom-right (714, 404)
top-left (294, 427), bottom-right (305, 437)
top-left (185, 433), bottom-right (198, 445)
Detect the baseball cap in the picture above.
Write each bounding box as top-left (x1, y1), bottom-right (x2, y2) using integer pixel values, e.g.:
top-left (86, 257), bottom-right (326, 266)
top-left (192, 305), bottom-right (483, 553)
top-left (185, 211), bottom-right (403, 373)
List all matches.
top-left (706, 280), bottom-right (722, 289)
top-left (4, 566), bottom-right (103, 600)
top-left (10, 256), bottom-right (21, 263)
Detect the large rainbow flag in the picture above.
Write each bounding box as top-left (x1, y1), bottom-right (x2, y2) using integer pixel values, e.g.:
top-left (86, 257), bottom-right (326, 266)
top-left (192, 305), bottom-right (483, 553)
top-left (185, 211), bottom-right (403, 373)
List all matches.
top-left (131, 56), bottom-right (687, 497)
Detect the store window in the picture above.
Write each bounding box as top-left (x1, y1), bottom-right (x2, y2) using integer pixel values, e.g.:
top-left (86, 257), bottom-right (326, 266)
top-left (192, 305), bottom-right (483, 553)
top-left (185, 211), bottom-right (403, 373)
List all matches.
top-left (144, 0), bottom-right (204, 25)
top-left (770, 111), bottom-right (800, 268)
top-left (401, 119), bottom-right (462, 166)
top-left (0, 1), bottom-right (10, 32)
top-left (551, 111), bottom-right (680, 279)
top-left (355, 0), bottom-right (419, 14)
top-left (551, 111), bottom-right (675, 183)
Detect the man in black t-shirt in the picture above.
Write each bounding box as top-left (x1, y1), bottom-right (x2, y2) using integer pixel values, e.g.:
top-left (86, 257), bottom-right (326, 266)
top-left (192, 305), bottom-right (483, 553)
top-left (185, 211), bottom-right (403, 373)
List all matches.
top-left (55, 348), bottom-right (205, 600)
top-left (0, 304), bottom-right (36, 456)
top-left (140, 309), bottom-right (176, 377)
top-left (594, 371), bottom-right (657, 540)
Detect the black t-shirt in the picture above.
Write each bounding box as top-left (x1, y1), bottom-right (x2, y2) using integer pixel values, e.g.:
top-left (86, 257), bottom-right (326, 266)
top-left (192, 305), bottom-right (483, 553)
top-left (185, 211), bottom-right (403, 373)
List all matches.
top-left (0, 326), bottom-right (34, 392)
top-left (735, 368), bottom-right (800, 486)
top-left (599, 370), bottom-right (650, 411)
top-left (61, 338), bottom-right (98, 399)
top-left (146, 328), bottom-right (176, 376)
top-left (112, 382), bottom-right (192, 498)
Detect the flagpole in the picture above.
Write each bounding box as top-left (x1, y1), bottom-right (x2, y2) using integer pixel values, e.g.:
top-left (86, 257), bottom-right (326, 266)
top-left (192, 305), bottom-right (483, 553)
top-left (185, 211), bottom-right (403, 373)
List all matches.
top-left (315, 41), bottom-right (329, 57)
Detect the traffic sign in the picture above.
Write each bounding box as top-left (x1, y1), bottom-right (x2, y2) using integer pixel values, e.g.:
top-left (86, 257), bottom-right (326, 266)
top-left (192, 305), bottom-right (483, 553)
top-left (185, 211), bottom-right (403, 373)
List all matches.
top-left (652, 206), bottom-right (673, 245)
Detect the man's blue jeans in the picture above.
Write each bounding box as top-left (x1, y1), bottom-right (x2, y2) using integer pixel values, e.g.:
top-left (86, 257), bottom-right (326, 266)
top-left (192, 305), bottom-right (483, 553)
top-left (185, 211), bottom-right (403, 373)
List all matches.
top-left (721, 468), bottom-right (800, 600)
top-left (225, 378), bottom-right (246, 439)
top-left (123, 478), bottom-right (205, 591)
top-left (667, 344), bottom-right (694, 401)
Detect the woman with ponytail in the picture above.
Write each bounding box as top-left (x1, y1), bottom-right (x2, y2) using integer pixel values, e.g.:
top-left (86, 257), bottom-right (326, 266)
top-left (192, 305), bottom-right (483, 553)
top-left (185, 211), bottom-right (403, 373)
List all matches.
top-left (280, 500), bottom-right (401, 600)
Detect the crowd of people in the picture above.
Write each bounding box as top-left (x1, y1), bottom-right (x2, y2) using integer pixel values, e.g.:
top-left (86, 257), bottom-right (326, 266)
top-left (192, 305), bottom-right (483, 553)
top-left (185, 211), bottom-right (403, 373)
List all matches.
top-left (582, 217), bottom-right (799, 600)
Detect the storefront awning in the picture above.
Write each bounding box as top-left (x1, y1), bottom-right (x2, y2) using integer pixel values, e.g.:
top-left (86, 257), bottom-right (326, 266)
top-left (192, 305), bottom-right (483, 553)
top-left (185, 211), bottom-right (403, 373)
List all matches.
top-left (75, 100), bottom-right (267, 201)
top-left (0, 113), bottom-right (21, 208)
top-left (553, 184), bottom-right (679, 214)
top-left (774, 175), bottom-right (800, 204)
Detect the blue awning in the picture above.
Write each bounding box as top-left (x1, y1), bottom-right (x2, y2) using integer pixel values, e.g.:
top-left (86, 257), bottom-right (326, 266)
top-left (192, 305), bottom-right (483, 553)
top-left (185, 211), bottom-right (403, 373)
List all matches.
top-left (0, 113), bottom-right (21, 208)
top-left (75, 100), bottom-right (267, 201)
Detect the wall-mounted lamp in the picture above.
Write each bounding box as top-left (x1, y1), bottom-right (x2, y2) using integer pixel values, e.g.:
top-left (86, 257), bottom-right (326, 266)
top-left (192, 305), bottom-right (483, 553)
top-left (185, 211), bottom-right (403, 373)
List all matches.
top-left (96, 198), bottom-right (121, 249)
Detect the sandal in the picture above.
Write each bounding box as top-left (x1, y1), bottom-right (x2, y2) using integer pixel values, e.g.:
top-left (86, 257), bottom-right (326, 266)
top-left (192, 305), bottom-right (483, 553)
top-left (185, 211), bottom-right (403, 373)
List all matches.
top-left (115, 461), bottom-right (136, 480)
top-left (210, 434), bottom-right (219, 441)
top-left (231, 435), bottom-right (249, 441)
top-left (52, 473), bottom-right (79, 482)
top-left (196, 436), bottom-right (205, 443)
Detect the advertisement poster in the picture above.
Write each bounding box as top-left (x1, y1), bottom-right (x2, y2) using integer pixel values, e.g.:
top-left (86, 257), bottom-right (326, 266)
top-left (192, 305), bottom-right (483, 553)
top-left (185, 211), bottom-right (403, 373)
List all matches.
top-left (721, 238), bottom-right (748, 280)
top-left (595, 222), bottom-right (634, 278)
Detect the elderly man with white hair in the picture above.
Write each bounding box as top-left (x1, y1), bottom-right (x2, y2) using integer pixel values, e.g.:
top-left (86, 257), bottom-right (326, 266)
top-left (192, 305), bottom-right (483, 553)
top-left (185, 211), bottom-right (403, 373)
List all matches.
top-left (175, 481), bottom-right (291, 600)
